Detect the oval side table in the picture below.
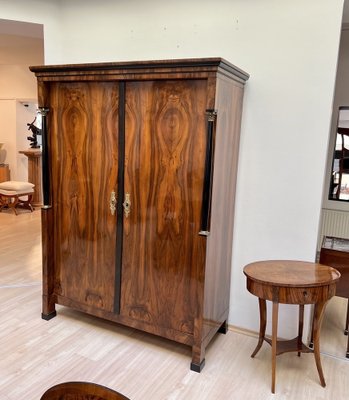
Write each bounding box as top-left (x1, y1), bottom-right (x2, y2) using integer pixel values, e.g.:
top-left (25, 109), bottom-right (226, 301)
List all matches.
top-left (243, 260), bottom-right (340, 393)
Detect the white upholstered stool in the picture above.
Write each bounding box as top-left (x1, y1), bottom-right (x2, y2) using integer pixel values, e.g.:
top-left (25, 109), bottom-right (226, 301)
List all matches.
top-left (0, 181), bottom-right (35, 215)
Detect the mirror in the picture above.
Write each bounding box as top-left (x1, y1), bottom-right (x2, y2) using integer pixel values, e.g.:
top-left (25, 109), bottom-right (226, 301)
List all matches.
top-left (329, 106), bottom-right (349, 200)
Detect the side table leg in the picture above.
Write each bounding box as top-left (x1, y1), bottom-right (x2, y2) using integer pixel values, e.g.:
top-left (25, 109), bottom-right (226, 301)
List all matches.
top-left (309, 305), bottom-right (315, 349)
top-left (345, 300), bottom-right (349, 358)
top-left (313, 301), bottom-right (327, 387)
top-left (345, 299), bottom-right (349, 336)
top-left (251, 298), bottom-right (267, 358)
top-left (271, 301), bottom-right (279, 394)
top-left (298, 304), bottom-right (304, 356)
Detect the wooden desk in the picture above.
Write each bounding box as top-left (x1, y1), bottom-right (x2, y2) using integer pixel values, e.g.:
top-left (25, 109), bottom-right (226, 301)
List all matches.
top-left (319, 236), bottom-right (349, 357)
top-left (244, 260), bottom-right (340, 393)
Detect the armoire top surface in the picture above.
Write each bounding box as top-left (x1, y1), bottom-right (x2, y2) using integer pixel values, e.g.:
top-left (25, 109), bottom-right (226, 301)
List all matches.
top-left (29, 57), bottom-right (249, 82)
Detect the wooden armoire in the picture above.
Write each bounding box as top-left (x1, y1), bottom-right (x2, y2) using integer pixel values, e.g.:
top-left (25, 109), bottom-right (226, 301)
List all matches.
top-left (30, 58), bottom-right (249, 371)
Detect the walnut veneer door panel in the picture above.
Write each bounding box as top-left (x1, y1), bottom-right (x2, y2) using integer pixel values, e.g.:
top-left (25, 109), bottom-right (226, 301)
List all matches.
top-left (49, 82), bottom-right (119, 312)
top-left (121, 80), bottom-right (207, 334)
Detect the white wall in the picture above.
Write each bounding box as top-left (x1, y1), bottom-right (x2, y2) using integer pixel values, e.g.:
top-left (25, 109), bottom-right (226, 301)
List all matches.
top-left (0, 16), bottom-right (44, 180)
top-left (0, 0), bottom-right (62, 63)
top-left (0, 100), bottom-right (16, 173)
top-left (0, 31), bottom-right (44, 98)
top-left (16, 101), bottom-right (38, 182)
top-left (0, 0), bottom-right (345, 338)
top-left (0, 65), bottom-right (38, 99)
top-left (0, 100), bottom-right (37, 180)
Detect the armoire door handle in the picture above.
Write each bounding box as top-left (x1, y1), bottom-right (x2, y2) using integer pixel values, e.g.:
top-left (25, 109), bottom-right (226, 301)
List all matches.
top-left (123, 193), bottom-right (131, 218)
top-left (110, 191), bottom-right (117, 215)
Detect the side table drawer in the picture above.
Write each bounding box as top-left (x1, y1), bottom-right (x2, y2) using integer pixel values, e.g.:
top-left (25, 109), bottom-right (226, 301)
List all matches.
top-left (278, 284), bottom-right (336, 304)
top-left (246, 279), bottom-right (337, 304)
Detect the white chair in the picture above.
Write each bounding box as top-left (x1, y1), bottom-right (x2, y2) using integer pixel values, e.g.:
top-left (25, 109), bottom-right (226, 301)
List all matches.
top-left (0, 181), bottom-right (35, 215)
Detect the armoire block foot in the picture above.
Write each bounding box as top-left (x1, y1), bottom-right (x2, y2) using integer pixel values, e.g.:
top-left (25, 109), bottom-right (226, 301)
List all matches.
top-left (30, 58), bottom-right (249, 371)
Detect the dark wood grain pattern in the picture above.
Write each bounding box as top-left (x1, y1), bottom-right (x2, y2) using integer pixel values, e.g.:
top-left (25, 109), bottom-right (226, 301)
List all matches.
top-left (49, 82), bottom-right (119, 312)
top-left (30, 58), bottom-right (249, 84)
top-left (201, 75), bottom-right (245, 346)
top-left (33, 58), bottom-right (249, 371)
top-left (244, 260), bottom-right (340, 288)
top-left (121, 80), bottom-right (207, 335)
top-left (319, 237), bottom-right (349, 298)
top-left (244, 260), bottom-right (340, 393)
top-left (41, 206), bottom-right (56, 319)
top-left (40, 381), bottom-right (130, 400)
top-left (0, 165), bottom-right (10, 182)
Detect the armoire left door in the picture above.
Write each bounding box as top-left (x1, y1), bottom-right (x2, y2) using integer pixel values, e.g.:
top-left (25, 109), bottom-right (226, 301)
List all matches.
top-left (48, 81), bottom-right (120, 313)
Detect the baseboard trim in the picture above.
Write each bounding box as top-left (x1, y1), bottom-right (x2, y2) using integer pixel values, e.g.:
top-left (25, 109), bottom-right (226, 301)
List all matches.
top-left (228, 324), bottom-right (259, 338)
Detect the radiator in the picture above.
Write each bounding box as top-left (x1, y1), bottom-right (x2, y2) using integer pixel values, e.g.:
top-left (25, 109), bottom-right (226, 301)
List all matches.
top-left (318, 209), bottom-right (349, 250)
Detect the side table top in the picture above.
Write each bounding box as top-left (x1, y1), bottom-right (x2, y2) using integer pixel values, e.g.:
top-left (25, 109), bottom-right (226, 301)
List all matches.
top-left (244, 260), bottom-right (340, 288)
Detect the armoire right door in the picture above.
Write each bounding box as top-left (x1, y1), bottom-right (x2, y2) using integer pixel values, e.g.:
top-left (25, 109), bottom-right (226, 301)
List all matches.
top-left (121, 79), bottom-right (209, 334)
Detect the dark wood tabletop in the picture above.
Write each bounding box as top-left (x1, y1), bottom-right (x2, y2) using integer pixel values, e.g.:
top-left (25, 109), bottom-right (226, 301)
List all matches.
top-left (244, 260), bottom-right (340, 287)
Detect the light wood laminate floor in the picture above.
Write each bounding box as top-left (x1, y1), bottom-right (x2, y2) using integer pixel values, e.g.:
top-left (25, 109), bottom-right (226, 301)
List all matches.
top-left (321, 296), bottom-right (349, 359)
top-left (1, 209), bottom-right (349, 399)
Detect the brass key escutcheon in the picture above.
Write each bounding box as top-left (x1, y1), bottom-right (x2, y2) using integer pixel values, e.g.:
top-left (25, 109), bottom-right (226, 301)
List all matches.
top-left (123, 193), bottom-right (131, 217)
top-left (109, 191), bottom-right (117, 215)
